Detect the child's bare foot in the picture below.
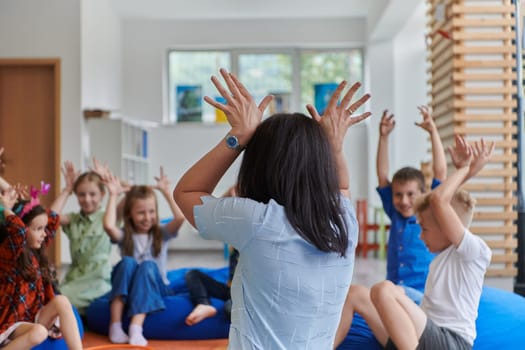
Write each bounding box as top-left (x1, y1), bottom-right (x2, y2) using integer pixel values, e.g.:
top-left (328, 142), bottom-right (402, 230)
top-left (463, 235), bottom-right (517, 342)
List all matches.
top-left (185, 304), bottom-right (218, 326)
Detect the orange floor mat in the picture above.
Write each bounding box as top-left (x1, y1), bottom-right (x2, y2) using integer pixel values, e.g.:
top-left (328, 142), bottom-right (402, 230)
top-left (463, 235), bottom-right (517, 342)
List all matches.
top-left (82, 331), bottom-right (228, 350)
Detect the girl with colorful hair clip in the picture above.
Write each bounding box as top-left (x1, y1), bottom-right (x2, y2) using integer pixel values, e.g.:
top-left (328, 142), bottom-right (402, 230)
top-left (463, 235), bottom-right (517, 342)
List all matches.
top-left (0, 183), bottom-right (83, 350)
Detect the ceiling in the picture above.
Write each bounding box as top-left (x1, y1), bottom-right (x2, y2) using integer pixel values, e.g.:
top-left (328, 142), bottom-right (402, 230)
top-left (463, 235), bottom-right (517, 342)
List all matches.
top-left (109, 0), bottom-right (381, 20)
top-left (108, 0), bottom-right (422, 40)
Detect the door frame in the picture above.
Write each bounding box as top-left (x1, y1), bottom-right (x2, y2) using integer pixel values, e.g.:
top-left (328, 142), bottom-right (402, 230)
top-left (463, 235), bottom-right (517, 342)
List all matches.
top-left (0, 58), bottom-right (62, 264)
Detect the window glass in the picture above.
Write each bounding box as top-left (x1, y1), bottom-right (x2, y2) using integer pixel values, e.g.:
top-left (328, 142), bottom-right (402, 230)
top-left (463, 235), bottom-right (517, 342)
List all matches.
top-left (167, 48), bottom-right (363, 123)
top-left (300, 50), bottom-right (363, 113)
top-left (168, 51), bottom-right (231, 122)
top-left (238, 53), bottom-right (293, 115)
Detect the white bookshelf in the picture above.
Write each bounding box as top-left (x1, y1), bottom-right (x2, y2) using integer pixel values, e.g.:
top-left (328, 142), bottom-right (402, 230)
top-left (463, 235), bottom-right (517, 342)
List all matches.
top-left (87, 118), bottom-right (150, 185)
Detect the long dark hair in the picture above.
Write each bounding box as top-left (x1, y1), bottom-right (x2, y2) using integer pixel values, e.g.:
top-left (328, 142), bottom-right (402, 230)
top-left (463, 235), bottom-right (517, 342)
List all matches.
top-left (0, 200), bottom-right (55, 284)
top-left (121, 186), bottom-right (162, 257)
top-left (237, 113), bottom-right (349, 256)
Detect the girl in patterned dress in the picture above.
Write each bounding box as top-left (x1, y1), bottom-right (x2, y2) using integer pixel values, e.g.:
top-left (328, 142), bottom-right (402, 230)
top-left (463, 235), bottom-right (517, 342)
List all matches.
top-left (0, 185), bottom-right (82, 350)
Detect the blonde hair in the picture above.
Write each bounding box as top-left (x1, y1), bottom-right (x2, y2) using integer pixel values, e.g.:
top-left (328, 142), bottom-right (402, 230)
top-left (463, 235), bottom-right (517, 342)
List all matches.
top-left (414, 189), bottom-right (476, 227)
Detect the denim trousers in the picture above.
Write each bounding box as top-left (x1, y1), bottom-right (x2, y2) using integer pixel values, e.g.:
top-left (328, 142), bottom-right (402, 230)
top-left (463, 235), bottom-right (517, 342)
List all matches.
top-left (110, 256), bottom-right (173, 317)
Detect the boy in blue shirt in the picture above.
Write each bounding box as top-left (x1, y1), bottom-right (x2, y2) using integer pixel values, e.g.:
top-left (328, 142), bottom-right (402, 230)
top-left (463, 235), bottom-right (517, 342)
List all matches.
top-left (334, 107), bottom-right (447, 347)
top-left (376, 106), bottom-right (446, 301)
top-left (336, 135), bottom-right (493, 350)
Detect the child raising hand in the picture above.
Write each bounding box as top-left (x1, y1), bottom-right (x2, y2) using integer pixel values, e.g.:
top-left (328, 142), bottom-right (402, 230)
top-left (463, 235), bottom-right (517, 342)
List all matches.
top-left (338, 135), bottom-right (494, 350)
top-left (50, 160), bottom-right (114, 317)
top-left (0, 184), bottom-right (82, 350)
top-left (103, 167), bottom-right (185, 346)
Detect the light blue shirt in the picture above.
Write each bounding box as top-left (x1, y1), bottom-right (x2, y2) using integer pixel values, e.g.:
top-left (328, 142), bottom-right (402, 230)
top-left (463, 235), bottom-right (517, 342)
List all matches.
top-left (195, 195), bottom-right (358, 350)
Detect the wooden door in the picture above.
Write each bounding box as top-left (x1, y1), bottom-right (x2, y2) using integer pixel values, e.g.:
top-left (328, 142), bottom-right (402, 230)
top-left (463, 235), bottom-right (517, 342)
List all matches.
top-left (0, 58), bottom-right (61, 265)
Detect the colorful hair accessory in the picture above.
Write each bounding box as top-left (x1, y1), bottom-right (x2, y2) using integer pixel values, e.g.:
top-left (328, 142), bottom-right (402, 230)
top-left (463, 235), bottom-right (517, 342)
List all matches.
top-left (19, 181), bottom-right (50, 218)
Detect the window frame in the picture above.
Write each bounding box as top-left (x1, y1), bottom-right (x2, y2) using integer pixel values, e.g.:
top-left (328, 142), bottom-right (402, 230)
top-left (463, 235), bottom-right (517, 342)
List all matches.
top-left (166, 47), bottom-right (364, 124)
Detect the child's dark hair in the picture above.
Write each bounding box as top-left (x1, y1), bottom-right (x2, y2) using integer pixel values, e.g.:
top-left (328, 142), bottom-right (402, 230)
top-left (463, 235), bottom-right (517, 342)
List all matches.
top-left (392, 167), bottom-right (426, 193)
top-left (1, 200), bottom-right (55, 285)
top-left (73, 171), bottom-right (105, 194)
top-left (122, 186), bottom-right (162, 257)
top-left (237, 113), bottom-right (350, 257)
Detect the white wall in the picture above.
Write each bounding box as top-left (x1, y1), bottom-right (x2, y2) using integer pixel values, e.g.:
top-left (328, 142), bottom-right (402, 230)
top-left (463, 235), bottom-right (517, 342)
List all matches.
top-left (0, 0), bottom-right (82, 164)
top-left (116, 16), bottom-right (370, 250)
top-left (392, 2), bottom-right (430, 172)
top-left (81, 0), bottom-right (122, 111)
top-left (52, 0), bottom-right (124, 264)
top-left (365, 40), bottom-right (395, 207)
top-left (364, 2), bottom-right (430, 206)
top-left (148, 121), bottom-right (369, 250)
top-left (120, 17), bottom-right (366, 123)
top-left (0, 1), bottom-right (429, 257)
top-left (149, 123), bottom-right (236, 250)
top-left (0, 0), bottom-right (82, 263)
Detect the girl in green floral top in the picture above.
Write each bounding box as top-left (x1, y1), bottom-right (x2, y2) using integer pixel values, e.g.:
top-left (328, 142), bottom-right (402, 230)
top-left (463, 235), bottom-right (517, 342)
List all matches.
top-left (51, 161), bottom-right (114, 316)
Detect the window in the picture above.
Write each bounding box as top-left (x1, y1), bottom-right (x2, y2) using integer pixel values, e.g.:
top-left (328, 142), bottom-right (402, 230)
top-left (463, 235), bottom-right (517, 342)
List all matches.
top-left (168, 51), bottom-right (230, 123)
top-left (238, 52), bottom-right (293, 115)
top-left (167, 48), bottom-right (363, 123)
top-left (300, 50), bottom-right (363, 112)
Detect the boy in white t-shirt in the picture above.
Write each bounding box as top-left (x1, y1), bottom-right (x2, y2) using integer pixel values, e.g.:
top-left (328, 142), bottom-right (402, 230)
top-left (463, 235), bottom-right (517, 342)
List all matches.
top-left (336, 135), bottom-right (494, 350)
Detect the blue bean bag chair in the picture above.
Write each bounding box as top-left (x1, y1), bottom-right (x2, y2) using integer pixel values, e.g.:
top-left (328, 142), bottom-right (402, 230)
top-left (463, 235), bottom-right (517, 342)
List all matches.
top-left (32, 305), bottom-right (84, 350)
top-left (336, 286), bottom-right (525, 349)
top-left (86, 267), bottom-right (230, 340)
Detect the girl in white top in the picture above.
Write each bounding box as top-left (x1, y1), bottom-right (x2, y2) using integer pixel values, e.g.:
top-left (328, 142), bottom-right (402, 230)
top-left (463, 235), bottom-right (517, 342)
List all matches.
top-left (103, 167), bottom-right (185, 346)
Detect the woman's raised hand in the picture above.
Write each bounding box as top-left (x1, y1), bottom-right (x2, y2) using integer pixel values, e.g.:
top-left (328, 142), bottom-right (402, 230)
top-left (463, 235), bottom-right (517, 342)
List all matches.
top-left (306, 81), bottom-right (371, 153)
top-left (203, 68), bottom-right (273, 143)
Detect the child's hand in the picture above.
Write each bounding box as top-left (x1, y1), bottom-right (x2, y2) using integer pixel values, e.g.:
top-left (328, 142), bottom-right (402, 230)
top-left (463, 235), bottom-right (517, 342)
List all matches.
top-left (154, 166), bottom-right (171, 194)
top-left (91, 157), bottom-right (111, 179)
top-left (61, 161), bottom-right (79, 194)
top-left (13, 183), bottom-right (29, 201)
top-left (101, 172), bottom-right (122, 196)
top-left (306, 81), bottom-right (371, 153)
top-left (414, 105), bottom-right (436, 133)
top-left (448, 134), bottom-right (472, 169)
top-left (0, 187), bottom-right (18, 210)
top-left (469, 138), bottom-right (495, 178)
top-left (0, 147), bottom-right (4, 170)
top-left (119, 180), bottom-right (131, 193)
top-left (379, 110), bottom-right (395, 136)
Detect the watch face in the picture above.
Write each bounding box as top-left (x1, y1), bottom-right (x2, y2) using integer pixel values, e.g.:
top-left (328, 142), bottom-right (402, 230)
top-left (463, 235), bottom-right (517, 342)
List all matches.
top-left (226, 135), bottom-right (239, 148)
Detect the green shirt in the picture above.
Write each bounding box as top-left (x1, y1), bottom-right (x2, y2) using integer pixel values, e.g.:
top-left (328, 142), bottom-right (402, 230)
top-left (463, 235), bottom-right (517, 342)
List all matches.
top-left (60, 210), bottom-right (112, 315)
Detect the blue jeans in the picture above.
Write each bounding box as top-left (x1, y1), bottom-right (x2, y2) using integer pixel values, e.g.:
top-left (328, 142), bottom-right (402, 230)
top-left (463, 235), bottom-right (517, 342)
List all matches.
top-left (110, 256), bottom-right (173, 317)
